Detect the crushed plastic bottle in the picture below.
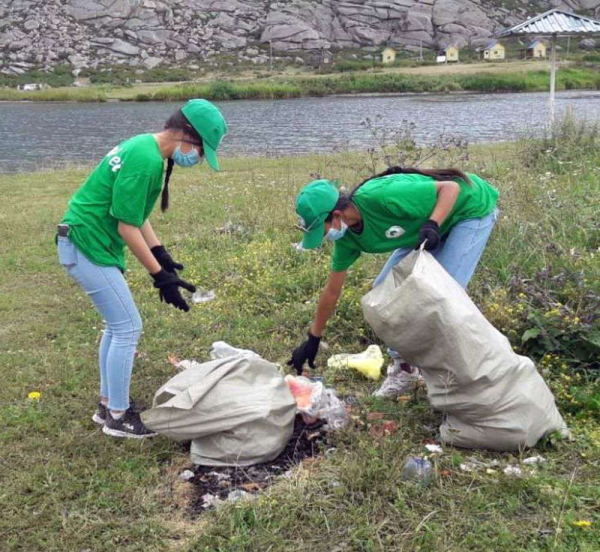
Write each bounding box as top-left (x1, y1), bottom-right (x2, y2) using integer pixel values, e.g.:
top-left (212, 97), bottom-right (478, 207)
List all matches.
top-left (192, 289), bottom-right (216, 304)
top-left (402, 457), bottom-right (433, 485)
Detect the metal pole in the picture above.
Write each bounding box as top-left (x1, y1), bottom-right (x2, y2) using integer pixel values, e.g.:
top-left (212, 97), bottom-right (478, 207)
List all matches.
top-left (566, 37), bottom-right (570, 58)
top-left (419, 40), bottom-right (423, 61)
top-left (269, 40), bottom-right (273, 71)
top-left (549, 34), bottom-right (557, 128)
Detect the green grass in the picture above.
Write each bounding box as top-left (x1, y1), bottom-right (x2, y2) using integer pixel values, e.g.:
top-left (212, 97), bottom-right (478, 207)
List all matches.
top-left (1, 65), bottom-right (599, 102)
top-left (0, 139), bottom-right (598, 550)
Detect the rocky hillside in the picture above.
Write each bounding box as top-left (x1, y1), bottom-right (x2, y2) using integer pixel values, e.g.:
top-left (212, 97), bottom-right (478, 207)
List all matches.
top-left (1, 0), bottom-right (599, 75)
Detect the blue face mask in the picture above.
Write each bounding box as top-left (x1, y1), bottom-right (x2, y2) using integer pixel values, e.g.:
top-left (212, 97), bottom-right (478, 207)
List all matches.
top-left (325, 220), bottom-right (348, 242)
top-left (172, 144), bottom-right (202, 168)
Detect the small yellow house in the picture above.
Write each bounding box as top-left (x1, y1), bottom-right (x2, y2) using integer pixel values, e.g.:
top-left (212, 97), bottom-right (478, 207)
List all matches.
top-left (481, 40), bottom-right (505, 60)
top-left (381, 47), bottom-right (396, 64)
top-left (441, 45), bottom-right (459, 62)
top-left (527, 39), bottom-right (546, 58)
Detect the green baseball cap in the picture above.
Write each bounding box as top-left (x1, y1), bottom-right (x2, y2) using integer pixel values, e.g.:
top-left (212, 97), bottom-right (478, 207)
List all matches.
top-left (181, 99), bottom-right (227, 171)
top-left (295, 180), bottom-right (340, 249)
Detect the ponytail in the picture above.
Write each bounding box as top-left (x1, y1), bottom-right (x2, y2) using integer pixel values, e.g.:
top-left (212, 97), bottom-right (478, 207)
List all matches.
top-left (160, 108), bottom-right (203, 212)
top-left (161, 158), bottom-right (174, 212)
top-left (352, 166), bottom-right (471, 197)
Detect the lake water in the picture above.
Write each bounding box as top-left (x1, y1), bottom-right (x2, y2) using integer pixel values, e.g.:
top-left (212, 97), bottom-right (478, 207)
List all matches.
top-left (1, 90), bottom-right (600, 173)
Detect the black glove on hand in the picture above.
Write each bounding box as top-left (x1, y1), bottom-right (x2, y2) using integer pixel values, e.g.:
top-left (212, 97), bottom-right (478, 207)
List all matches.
top-left (416, 220), bottom-right (441, 251)
top-left (151, 269), bottom-right (196, 312)
top-left (287, 332), bottom-right (321, 375)
top-left (151, 245), bottom-right (184, 274)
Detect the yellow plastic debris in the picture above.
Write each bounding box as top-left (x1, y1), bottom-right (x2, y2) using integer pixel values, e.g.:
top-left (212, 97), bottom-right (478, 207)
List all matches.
top-left (327, 345), bottom-right (384, 380)
top-left (28, 391), bottom-right (41, 400)
top-left (573, 520), bottom-right (591, 528)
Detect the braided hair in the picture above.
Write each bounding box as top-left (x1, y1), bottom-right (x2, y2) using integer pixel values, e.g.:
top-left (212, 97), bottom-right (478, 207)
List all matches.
top-left (161, 109), bottom-right (204, 211)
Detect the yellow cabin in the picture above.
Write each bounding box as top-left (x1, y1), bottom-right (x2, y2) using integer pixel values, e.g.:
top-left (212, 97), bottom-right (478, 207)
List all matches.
top-left (381, 47), bottom-right (396, 64)
top-left (444, 45), bottom-right (459, 62)
top-left (481, 41), bottom-right (505, 60)
top-left (527, 39), bottom-right (546, 58)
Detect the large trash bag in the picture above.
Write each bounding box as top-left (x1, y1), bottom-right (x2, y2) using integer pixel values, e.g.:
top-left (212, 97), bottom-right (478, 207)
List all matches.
top-left (142, 356), bottom-right (297, 466)
top-left (361, 249), bottom-right (568, 451)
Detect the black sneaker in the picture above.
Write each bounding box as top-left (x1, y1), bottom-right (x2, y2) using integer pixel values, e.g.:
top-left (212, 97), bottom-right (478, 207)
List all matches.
top-left (92, 399), bottom-right (139, 426)
top-left (92, 402), bottom-right (107, 426)
top-left (102, 407), bottom-right (157, 439)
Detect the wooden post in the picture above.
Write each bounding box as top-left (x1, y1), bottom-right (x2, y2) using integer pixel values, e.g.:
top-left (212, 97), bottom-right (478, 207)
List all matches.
top-left (549, 34), bottom-right (557, 128)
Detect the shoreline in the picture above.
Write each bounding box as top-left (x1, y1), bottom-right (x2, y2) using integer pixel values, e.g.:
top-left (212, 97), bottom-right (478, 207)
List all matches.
top-left (1, 65), bottom-right (598, 103)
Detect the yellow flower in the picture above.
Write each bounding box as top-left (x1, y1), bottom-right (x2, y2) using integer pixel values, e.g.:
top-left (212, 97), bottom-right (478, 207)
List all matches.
top-left (573, 520), bottom-right (591, 528)
top-left (28, 391), bottom-right (41, 400)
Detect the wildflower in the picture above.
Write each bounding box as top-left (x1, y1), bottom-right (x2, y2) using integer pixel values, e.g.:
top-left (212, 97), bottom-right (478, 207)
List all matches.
top-left (573, 521), bottom-right (591, 528)
top-left (28, 391), bottom-right (41, 400)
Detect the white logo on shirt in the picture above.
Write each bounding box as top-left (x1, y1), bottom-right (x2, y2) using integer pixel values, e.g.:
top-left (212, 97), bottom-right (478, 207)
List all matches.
top-left (385, 226), bottom-right (405, 239)
top-left (108, 155), bottom-right (122, 173)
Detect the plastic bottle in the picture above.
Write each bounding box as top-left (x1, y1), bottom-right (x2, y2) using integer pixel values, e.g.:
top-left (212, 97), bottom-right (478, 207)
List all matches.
top-left (402, 457), bottom-right (433, 485)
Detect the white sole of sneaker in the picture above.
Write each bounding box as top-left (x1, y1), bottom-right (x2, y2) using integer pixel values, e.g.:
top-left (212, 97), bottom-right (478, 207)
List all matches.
top-left (102, 425), bottom-right (157, 439)
top-left (92, 413), bottom-right (106, 426)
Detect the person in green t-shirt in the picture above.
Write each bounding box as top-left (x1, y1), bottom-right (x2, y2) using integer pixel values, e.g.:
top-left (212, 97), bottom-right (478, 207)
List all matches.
top-left (288, 166), bottom-right (499, 398)
top-left (57, 99), bottom-right (227, 438)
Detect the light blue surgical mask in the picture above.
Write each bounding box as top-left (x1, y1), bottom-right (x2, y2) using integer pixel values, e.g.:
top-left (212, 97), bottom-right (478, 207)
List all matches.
top-left (172, 143), bottom-right (202, 168)
top-left (325, 220), bottom-right (348, 242)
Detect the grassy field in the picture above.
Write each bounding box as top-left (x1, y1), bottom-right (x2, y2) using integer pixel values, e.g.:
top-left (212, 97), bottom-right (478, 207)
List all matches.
top-left (1, 61), bottom-right (598, 102)
top-left (0, 127), bottom-right (598, 550)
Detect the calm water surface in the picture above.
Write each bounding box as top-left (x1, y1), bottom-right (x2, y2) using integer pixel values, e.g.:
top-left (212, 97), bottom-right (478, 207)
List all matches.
top-left (1, 90), bottom-right (599, 173)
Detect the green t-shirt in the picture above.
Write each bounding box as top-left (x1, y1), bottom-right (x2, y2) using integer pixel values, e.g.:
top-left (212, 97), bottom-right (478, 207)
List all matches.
top-left (62, 134), bottom-right (164, 271)
top-left (331, 172), bottom-right (499, 272)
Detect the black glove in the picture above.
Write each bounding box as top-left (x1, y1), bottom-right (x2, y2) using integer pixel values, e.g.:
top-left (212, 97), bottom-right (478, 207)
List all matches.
top-left (151, 269), bottom-right (196, 312)
top-left (287, 332), bottom-right (321, 375)
top-left (416, 220), bottom-right (441, 251)
top-left (151, 245), bottom-right (184, 274)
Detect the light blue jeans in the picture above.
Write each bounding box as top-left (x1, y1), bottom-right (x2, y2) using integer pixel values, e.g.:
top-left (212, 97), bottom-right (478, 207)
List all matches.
top-left (57, 237), bottom-right (141, 411)
top-left (373, 209), bottom-right (499, 360)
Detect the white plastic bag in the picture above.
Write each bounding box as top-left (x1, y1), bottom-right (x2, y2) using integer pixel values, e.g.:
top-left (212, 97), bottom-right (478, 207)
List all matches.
top-left (285, 375), bottom-right (349, 430)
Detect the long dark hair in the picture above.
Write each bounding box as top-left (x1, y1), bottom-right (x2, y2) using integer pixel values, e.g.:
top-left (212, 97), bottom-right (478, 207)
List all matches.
top-left (325, 166), bottom-right (471, 220)
top-left (160, 109), bottom-right (204, 211)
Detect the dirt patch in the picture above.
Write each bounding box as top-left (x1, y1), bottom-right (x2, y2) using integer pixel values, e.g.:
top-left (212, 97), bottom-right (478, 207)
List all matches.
top-left (186, 417), bottom-right (330, 514)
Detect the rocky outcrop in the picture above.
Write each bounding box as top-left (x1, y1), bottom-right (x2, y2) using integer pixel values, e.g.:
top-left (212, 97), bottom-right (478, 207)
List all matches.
top-left (0, 0), bottom-right (598, 75)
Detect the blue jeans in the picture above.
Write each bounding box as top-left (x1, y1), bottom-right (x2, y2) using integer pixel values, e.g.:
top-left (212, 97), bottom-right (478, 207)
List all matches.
top-left (373, 209), bottom-right (499, 360)
top-left (57, 237), bottom-right (141, 411)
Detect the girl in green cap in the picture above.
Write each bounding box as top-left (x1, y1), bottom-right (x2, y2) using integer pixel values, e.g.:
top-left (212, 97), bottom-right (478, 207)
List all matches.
top-left (289, 166), bottom-right (499, 398)
top-left (57, 99), bottom-right (227, 438)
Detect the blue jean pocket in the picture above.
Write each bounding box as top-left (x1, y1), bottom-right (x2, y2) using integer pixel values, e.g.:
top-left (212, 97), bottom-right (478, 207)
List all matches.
top-left (57, 237), bottom-right (78, 268)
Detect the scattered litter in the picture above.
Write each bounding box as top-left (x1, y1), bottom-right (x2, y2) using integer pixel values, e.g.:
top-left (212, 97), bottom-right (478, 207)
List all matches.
top-left (485, 468), bottom-right (498, 475)
top-left (425, 444), bottom-right (443, 454)
top-left (285, 375), bottom-right (349, 430)
top-left (327, 345), bottom-right (384, 380)
top-left (179, 470), bottom-right (195, 481)
top-left (201, 493), bottom-right (221, 508)
top-left (209, 341), bottom-right (260, 360)
top-left (440, 470), bottom-right (451, 476)
top-left (573, 520), bottom-right (592, 528)
top-left (188, 417), bottom-right (329, 513)
top-left (503, 465), bottom-right (523, 477)
top-left (402, 457), bottom-right (432, 485)
top-left (216, 221), bottom-right (249, 237)
top-left (369, 420), bottom-right (398, 438)
top-left (459, 457), bottom-right (500, 472)
top-left (523, 455), bottom-right (546, 465)
top-left (227, 489), bottom-right (251, 503)
top-left (292, 241), bottom-right (307, 252)
top-left (27, 391), bottom-right (41, 400)
top-left (191, 289), bottom-right (216, 304)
